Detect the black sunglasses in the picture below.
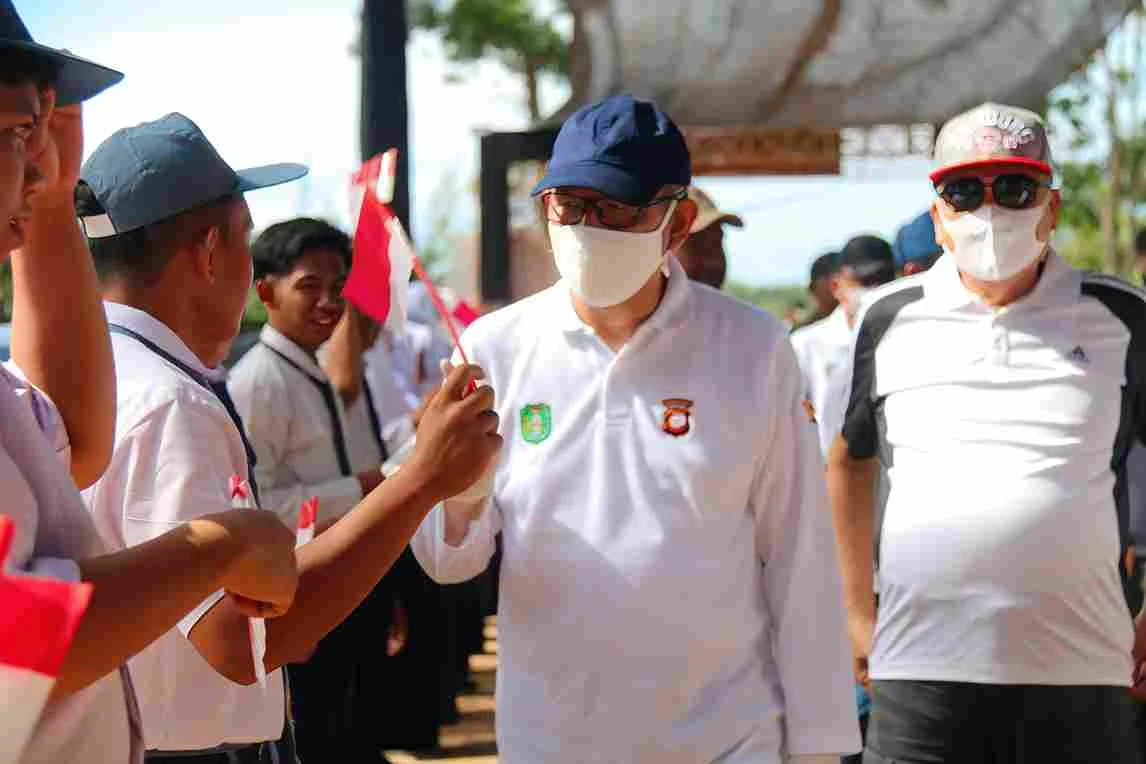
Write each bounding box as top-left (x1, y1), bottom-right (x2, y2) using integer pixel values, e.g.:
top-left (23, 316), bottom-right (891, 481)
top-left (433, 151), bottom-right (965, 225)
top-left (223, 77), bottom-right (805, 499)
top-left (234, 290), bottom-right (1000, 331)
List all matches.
top-left (935, 174), bottom-right (1052, 213)
top-left (541, 189), bottom-right (686, 230)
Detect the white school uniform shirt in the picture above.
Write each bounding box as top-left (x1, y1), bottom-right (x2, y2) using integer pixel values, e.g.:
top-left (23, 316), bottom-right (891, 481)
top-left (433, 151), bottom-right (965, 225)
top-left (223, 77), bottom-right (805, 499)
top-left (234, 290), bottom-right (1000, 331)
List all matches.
top-left (791, 307), bottom-right (852, 451)
top-left (229, 325), bottom-right (362, 528)
top-left (1, 363), bottom-right (141, 764)
top-left (362, 338), bottom-right (417, 454)
top-left (413, 257), bottom-right (860, 763)
top-left (841, 252), bottom-right (1144, 686)
top-left (81, 302), bottom-right (284, 752)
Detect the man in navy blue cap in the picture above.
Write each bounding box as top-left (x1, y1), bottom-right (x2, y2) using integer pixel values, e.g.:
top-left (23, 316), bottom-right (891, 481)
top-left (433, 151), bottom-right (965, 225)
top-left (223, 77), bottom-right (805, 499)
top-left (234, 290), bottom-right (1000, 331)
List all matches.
top-left (0, 6), bottom-right (308, 764)
top-left (77, 113), bottom-right (502, 763)
top-left (412, 95), bottom-right (859, 763)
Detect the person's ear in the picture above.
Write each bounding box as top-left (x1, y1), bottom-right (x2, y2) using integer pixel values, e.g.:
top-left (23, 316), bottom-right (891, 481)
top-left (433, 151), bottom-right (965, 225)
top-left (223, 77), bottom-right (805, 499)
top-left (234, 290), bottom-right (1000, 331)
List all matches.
top-left (190, 226), bottom-right (222, 283)
top-left (930, 201), bottom-right (954, 254)
top-left (1038, 189), bottom-right (1061, 243)
top-left (255, 278), bottom-right (277, 309)
top-left (665, 199), bottom-right (698, 252)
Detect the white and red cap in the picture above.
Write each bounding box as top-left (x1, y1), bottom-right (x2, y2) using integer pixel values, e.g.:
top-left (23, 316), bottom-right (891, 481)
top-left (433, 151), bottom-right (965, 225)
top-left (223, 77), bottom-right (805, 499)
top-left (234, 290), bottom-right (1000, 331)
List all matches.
top-left (930, 102), bottom-right (1052, 184)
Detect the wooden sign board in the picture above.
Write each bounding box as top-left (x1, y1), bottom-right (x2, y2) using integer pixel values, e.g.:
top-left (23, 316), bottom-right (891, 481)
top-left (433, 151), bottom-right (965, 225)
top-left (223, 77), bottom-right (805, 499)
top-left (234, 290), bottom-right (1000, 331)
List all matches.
top-left (683, 126), bottom-right (841, 176)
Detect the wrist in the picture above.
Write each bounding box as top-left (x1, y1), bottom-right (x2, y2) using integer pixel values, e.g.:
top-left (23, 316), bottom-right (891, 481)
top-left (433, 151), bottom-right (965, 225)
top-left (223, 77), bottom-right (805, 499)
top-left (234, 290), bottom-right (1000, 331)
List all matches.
top-left (187, 513), bottom-right (247, 570)
top-left (384, 461), bottom-right (446, 509)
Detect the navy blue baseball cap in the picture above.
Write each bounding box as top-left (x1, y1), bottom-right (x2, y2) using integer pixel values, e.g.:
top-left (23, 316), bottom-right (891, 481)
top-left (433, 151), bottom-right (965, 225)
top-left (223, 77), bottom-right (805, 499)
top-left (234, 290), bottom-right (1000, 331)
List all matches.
top-left (0, 0), bottom-right (123, 105)
top-left (532, 95), bottom-right (691, 206)
top-left (80, 113), bottom-right (307, 237)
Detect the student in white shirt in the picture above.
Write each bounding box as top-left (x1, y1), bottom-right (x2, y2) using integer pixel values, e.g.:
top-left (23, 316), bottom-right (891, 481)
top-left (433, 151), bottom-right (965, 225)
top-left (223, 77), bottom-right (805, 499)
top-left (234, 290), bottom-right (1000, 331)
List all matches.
top-left (0, 16), bottom-right (299, 764)
top-left (77, 114), bottom-right (501, 762)
top-left (412, 95), bottom-right (859, 764)
top-left (228, 217), bottom-right (397, 762)
top-left (830, 102), bottom-right (1145, 763)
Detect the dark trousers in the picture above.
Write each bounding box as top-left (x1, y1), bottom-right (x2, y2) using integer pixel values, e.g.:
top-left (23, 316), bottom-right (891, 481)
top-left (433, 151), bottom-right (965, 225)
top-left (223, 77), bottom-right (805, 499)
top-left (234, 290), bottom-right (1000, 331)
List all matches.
top-left (289, 578), bottom-right (394, 764)
top-left (864, 680), bottom-right (1140, 764)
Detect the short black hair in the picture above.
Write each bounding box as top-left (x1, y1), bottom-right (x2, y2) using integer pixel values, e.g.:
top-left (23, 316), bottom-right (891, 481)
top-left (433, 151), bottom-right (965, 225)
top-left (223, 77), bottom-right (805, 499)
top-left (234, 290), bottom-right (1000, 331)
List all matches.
top-left (839, 234), bottom-right (896, 287)
top-left (809, 252), bottom-right (839, 283)
top-left (0, 47), bottom-right (60, 90)
top-left (1136, 228), bottom-right (1146, 256)
top-left (251, 217), bottom-right (351, 281)
top-left (77, 181), bottom-right (238, 284)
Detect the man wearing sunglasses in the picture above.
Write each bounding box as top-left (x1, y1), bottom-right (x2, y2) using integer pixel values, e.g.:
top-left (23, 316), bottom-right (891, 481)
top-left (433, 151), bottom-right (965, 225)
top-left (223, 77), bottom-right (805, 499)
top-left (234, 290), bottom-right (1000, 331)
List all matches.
top-left (828, 102), bottom-right (1146, 763)
top-left (412, 95), bottom-right (860, 763)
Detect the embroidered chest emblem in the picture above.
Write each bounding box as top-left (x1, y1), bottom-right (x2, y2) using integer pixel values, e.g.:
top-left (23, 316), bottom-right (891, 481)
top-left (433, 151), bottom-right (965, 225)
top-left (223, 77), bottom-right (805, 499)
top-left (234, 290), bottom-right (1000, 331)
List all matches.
top-left (661, 398), bottom-right (694, 437)
top-left (520, 403), bottom-right (552, 444)
top-left (1068, 345), bottom-right (1088, 364)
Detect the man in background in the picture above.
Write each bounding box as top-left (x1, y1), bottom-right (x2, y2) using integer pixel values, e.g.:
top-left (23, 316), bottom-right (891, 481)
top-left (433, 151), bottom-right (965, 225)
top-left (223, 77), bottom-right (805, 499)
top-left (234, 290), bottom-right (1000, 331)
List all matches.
top-left (674, 185), bottom-right (743, 290)
top-left (804, 251), bottom-right (840, 325)
top-left (894, 211), bottom-right (943, 276)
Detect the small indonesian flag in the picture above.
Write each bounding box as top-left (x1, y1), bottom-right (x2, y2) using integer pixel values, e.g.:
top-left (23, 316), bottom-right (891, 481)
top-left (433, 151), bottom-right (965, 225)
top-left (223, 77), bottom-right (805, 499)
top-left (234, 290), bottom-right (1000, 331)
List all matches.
top-left (0, 515), bottom-right (92, 764)
top-left (346, 149), bottom-right (413, 331)
top-left (229, 476), bottom-right (267, 693)
top-left (296, 498), bottom-right (317, 548)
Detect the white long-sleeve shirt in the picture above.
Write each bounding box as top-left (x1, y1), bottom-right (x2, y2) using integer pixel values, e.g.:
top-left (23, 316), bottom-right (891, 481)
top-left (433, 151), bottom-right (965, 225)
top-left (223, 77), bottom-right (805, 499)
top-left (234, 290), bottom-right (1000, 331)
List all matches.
top-left (413, 259), bottom-right (859, 763)
top-left (229, 325), bottom-right (362, 527)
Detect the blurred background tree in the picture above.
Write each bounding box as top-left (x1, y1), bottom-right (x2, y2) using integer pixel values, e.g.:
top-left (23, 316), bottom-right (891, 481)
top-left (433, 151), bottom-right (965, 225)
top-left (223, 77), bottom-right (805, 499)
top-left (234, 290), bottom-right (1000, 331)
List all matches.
top-left (1050, 0), bottom-right (1146, 277)
top-left (409, 0), bottom-right (569, 123)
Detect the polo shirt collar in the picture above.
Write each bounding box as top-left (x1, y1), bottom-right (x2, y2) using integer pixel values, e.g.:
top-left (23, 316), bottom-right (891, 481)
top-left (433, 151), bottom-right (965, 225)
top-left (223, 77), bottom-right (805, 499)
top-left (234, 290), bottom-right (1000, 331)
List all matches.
top-left (553, 255), bottom-right (693, 336)
top-left (104, 301), bottom-right (223, 382)
top-left (924, 249), bottom-right (1078, 312)
top-left (259, 324), bottom-right (325, 380)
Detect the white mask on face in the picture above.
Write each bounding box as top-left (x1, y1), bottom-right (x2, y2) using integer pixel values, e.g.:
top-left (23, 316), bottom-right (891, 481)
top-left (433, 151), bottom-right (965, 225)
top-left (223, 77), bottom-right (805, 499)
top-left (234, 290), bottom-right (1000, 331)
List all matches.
top-left (549, 201), bottom-right (677, 308)
top-left (940, 202), bottom-right (1048, 282)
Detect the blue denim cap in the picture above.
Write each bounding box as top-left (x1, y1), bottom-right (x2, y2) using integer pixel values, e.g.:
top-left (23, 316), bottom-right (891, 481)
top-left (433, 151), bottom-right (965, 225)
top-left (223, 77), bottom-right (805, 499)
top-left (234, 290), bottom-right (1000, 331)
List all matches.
top-left (0, 0), bottom-right (123, 105)
top-left (532, 95), bottom-right (691, 206)
top-left (80, 112), bottom-right (307, 237)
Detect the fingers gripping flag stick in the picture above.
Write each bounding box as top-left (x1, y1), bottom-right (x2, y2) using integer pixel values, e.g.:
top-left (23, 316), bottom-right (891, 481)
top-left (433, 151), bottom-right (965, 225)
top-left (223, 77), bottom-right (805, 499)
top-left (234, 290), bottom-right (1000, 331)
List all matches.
top-left (230, 476), bottom-right (267, 692)
top-left (0, 515), bottom-right (92, 764)
top-left (296, 498), bottom-right (317, 547)
top-left (347, 149), bottom-right (476, 391)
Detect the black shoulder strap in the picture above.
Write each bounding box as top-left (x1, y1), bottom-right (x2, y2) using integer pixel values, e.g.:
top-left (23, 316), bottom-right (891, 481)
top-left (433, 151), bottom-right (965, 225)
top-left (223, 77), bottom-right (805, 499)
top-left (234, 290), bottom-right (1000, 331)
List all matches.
top-left (259, 343), bottom-right (353, 477)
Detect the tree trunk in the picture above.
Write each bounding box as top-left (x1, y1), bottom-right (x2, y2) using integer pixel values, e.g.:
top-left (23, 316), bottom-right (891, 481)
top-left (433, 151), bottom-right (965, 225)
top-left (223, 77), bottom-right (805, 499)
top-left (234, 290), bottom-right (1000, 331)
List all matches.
top-left (1101, 48), bottom-right (1124, 275)
top-left (524, 56), bottom-right (541, 124)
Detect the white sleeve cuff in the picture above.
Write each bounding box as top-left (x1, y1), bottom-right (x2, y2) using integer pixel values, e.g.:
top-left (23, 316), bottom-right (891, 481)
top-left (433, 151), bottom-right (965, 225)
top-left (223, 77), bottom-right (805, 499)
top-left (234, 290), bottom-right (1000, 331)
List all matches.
top-left (178, 590), bottom-right (226, 636)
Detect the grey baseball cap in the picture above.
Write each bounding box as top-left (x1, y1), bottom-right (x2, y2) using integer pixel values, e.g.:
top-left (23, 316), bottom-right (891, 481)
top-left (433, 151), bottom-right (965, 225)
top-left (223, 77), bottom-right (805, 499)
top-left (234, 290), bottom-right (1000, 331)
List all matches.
top-left (80, 112), bottom-right (307, 237)
top-left (930, 102), bottom-right (1052, 183)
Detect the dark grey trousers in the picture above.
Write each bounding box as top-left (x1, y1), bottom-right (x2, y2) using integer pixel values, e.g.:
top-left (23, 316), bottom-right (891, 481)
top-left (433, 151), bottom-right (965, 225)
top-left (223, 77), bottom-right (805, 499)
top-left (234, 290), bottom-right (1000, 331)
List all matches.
top-left (863, 680), bottom-right (1140, 764)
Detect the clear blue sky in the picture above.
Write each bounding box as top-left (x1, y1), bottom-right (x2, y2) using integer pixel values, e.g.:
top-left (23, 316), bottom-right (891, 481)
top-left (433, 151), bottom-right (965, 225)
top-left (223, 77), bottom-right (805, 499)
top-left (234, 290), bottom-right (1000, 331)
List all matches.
top-left (28, 1), bottom-right (959, 287)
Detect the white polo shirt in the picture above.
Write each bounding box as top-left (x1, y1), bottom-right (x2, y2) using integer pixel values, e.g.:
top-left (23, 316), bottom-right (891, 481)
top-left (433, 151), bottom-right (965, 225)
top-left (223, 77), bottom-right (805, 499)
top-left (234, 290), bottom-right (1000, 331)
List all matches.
top-left (1, 363), bottom-right (140, 764)
top-left (82, 303), bottom-right (284, 751)
top-left (413, 258), bottom-right (859, 763)
top-left (842, 252), bottom-right (1143, 686)
top-left (791, 307), bottom-right (852, 456)
top-left (229, 325), bottom-right (362, 528)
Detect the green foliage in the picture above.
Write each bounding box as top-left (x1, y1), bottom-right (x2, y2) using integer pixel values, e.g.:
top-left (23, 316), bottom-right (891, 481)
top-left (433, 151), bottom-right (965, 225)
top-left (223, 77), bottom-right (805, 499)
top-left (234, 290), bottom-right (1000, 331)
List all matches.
top-left (727, 281), bottom-right (809, 322)
top-left (242, 286), bottom-right (268, 328)
top-left (411, 0), bottom-right (567, 73)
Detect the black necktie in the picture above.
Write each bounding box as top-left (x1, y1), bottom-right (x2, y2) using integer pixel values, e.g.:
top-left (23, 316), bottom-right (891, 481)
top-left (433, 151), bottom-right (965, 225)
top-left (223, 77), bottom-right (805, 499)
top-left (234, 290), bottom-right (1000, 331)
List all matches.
top-left (259, 343), bottom-right (353, 477)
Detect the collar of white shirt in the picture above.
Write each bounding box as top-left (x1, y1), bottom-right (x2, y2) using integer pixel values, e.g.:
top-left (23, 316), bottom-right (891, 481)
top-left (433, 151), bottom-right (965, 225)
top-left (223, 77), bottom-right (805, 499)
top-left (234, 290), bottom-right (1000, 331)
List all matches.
top-left (104, 301), bottom-right (226, 384)
top-left (259, 324), bottom-right (326, 381)
top-left (923, 249), bottom-right (1078, 312)
top-left (551, 255), bottom-right (694, 338)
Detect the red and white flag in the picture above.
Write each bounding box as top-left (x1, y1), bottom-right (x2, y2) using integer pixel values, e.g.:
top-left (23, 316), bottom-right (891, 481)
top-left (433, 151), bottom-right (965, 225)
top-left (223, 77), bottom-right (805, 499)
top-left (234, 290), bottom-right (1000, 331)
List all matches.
top-left (346, 149), bottom-right (413, 331)
top-left (296, 498), bottom-right (317, 547)
top-left (229, 476), bottom-right (267, 693)
top-left (0, 515), bottom-right (92, 764)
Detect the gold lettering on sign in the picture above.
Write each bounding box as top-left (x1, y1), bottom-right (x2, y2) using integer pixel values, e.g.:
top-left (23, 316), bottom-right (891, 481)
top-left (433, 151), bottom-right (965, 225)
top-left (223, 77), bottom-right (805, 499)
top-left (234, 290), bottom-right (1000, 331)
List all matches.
top-left (682, 127), bottom-right (841, 176)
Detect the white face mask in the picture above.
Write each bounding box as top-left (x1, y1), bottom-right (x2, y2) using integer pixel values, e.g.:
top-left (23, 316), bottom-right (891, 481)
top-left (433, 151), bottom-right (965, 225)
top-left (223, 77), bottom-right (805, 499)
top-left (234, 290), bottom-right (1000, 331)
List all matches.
top-left (939, 203), bottom-right (1048, 282)
top-left (548, 201), bottom-right (677, 308)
